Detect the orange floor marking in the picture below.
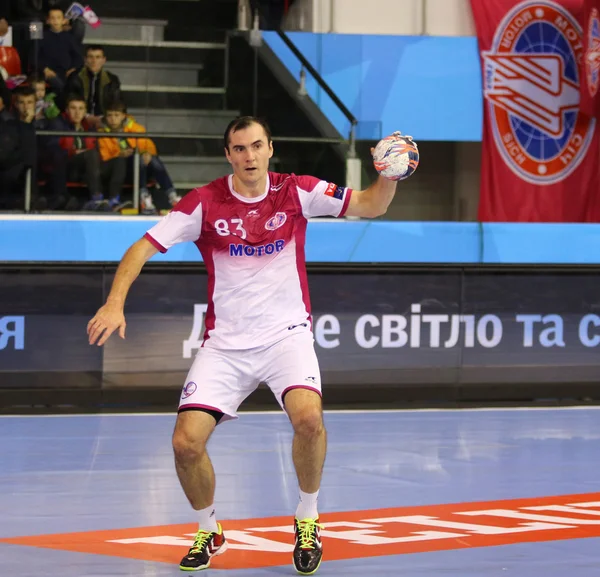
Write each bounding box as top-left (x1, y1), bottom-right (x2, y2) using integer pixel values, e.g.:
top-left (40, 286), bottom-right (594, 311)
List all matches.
top-left (3, 492), bottom-right (600, 569)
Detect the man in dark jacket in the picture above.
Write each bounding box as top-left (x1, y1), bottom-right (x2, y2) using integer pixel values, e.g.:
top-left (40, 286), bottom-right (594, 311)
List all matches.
top-left (65, 44), bottom-right (120, 128)
top-left (0, 85), bottom-right (35, 209)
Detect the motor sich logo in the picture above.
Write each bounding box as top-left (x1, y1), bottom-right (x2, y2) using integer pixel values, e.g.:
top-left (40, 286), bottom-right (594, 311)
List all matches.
top-left (484, 0), bottom-right (596, 184)
top-left (586, 7), bottom-right (600, 98)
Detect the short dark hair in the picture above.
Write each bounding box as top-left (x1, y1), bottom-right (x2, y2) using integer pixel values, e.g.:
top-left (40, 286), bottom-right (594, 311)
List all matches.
top-left (85, 44), bottom-right (105, 56)
top-left (223, 116), bottom-right (272, 151)
top-left (106, 99), bottom-right (127, 113)
top-left (65, 94), bottom-right (86, 108)
top-left (15, 86), bottom-right (35, 99)
top-left (27, 73), bottom-right (45, 86)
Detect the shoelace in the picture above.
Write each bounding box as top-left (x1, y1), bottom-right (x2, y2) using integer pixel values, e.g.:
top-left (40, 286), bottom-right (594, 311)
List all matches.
top-left (296, 519), bottom-right (323, 549)
top-left (189, 529), bottom-right (213, 554)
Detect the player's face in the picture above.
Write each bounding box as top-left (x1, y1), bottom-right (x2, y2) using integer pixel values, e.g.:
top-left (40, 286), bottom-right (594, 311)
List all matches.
top-left (225, 123), bottom-right (273, 187)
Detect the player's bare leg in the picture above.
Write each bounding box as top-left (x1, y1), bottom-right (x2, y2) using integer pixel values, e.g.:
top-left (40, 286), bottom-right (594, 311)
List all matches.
top-left (173, 410), bottom-right (217, 509)
top-left (285, 388), bottom-right (326, 575)
top-left (172, 410), bottom-right (227, 571)
top-left (285, 389), bottom-right (327, 493)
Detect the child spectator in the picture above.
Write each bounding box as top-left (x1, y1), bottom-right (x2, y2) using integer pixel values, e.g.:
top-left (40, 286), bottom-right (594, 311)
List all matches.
top-left (28, 74), bottom-right (60, 123)
top-left (49, 94), bottom-right (105, 210)
top-left (98, 100), bottom-right (180, 214)
top-left (37, 7), bottom-right (82, 97)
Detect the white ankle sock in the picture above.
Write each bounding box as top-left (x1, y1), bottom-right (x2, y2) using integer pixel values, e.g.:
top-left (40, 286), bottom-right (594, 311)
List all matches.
top-left (197, 503), bottom-right (219, 533)
top-left (295, 489), bottom-right (319, 520)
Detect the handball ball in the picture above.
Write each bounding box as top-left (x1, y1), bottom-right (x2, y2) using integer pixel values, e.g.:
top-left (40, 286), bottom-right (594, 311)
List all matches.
top-left (373, 132), bottom-right (419, 181)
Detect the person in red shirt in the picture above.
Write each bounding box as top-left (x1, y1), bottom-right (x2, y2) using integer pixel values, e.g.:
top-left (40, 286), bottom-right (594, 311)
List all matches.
top-left (87, 116), bottom-right (413, 574)
top-left (50, 94), bottom-right (103, 209)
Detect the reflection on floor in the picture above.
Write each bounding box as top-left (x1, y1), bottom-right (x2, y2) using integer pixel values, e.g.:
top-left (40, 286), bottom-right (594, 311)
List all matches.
top-left (1, 407), bottom-right (600, 576)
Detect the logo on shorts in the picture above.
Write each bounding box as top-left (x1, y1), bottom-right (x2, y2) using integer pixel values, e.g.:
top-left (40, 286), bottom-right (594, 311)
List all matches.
top-left (182, 381), bottom-right (197, 399)
top-left (265, 212), bottom-right (287, 231)
top-left (586, 7), bottom-right (600, 98)
top-left (483, 1), bottom-right (595, 184)
top-left (305, 376), bottom-right (317, 384)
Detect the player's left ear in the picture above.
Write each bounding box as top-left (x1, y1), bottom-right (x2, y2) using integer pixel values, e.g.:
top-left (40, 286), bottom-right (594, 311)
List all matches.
top-left (268, 141), bottom-right (274, 159)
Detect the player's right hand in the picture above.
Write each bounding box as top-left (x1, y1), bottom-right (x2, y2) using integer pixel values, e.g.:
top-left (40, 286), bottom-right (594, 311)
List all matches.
top-left (87, 303), bottom-right (126, 346)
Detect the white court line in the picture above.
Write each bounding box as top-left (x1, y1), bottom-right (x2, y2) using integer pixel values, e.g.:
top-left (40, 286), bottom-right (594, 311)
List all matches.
top-left (2, 406), bottom-right (600, 418)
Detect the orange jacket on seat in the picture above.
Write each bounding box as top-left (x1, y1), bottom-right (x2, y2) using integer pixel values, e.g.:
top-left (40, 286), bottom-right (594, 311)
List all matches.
top-left (97, 116), bottom-right (157, 161)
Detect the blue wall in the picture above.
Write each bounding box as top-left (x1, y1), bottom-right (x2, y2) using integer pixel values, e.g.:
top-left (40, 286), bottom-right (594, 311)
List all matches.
top-left (263, 32), bottom-right (483, 142)
top-left (1, 217), bottom-right (599, 264)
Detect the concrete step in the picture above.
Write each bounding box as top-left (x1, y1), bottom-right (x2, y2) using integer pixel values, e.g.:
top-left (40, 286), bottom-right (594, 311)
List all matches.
top-left (161, 156), bottom-right (232, 183)
top-left (110, 61), bottom-right (203, 86)
top-left (152, 137), bottom-right (216, 157)
top-left (174, 182), bottom-right (208, 193)
top-left (122, 84), bottom-right (225, 94)
top-left (162, 156), bottom-right (281, 184)
top-left (128, 108), bottom-right (238, 134)
top-left (122, 90), bottom-right (226, 109)
top-left (84, 38), bottom-right (226, 50)
top-left (85, 18), bottom-right (168, 42)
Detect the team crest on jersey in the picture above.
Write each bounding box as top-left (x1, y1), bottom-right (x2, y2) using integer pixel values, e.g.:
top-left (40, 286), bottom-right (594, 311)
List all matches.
top-left (483, 0), bottom-right (595, 185)
top-left (265, 212), bottom-right (287, 230)
top-left (586, 7), bottom-right (600, 98)
top-left (181, 381), bottom-right (197, 399)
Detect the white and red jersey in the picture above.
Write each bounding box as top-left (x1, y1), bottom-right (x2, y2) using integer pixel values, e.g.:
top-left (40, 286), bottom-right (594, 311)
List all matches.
top-left (144, 172), bottom-right (352, 349)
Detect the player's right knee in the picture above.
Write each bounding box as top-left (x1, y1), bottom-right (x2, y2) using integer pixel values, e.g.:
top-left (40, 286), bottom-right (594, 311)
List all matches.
top-left (172, 411), bottom-right (217, 459)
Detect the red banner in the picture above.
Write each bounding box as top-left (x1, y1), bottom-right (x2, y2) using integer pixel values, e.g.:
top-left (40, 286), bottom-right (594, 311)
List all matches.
top-left (581, 0), bottom-right (600, 116)
top-left (471, 0), bottom-right (600, 222)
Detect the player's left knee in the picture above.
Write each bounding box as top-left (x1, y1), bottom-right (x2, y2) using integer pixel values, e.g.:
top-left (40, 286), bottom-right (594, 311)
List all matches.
top-left (291, 408), bottom-right (324, 438)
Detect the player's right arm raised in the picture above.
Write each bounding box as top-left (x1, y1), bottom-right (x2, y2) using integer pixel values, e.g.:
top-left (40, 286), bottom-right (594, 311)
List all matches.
top-left (87, 237), bottom-right (159, 346)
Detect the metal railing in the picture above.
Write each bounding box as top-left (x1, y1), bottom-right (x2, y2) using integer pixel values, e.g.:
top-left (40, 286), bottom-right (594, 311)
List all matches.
top-left (22, 130), bottom-right (347, 212)
top-left (239, 0), bottom-right (358, 156)
top-left (272, 30), bottom-right (358, 156)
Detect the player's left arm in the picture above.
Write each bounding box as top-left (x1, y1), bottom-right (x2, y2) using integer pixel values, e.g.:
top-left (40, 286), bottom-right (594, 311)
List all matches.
top-left (344, 175), bottom-right (398, 219)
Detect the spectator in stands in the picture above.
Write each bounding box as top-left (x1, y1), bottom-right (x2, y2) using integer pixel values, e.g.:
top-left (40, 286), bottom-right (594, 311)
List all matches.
top-left (12, 83), bottom-right (54, 208)
top-left (0, 69), bottom-right (11, 108)
top-left (249, 0), bottom-right (296, 29)
top-left (29, 73), bottom-right (60, 122)
top-left (66, 45), bottom-right (120, 129)
top-left (37, 6), bottom-right (82, 98)
top-left (13, 83), bottom-right (35, 123)
top-left (0, 1), bottom-right (85, 75)
top-left (98, 100), bottom-right (180, 214)
top-left (49, 94), bottom-right (104, 210)
top-left (14, 82), bottom-right (62, 207)
top-left (0, 86), bottom-right (35, 209)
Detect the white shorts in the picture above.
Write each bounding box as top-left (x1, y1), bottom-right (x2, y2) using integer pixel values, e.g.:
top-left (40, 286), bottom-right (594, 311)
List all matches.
top-left (178, 331), bottom-right (322, 423)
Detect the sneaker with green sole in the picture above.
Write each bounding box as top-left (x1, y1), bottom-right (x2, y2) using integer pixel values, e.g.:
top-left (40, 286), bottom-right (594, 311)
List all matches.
top-left (293, 517), bottom-right (323, 575)
top-left (179, 523), bottom-right (228, 571)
